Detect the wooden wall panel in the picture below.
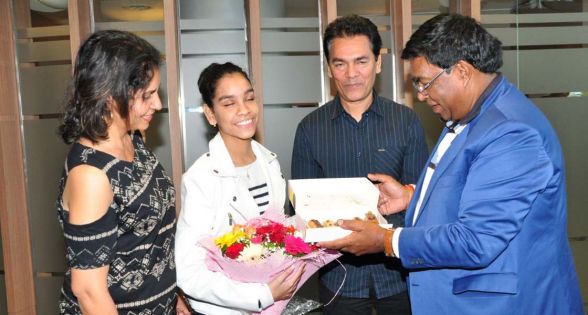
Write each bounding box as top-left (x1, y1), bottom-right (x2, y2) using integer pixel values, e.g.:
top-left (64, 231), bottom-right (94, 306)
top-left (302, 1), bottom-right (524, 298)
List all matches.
top-left (459, 0), bottom-right (481, 21)
top-left (392, 0), bottom-right (413, 106)
top-left (0, 1), bottom-right (36, 314)
top-left (163, 0), bottom-right (184, 212)
top-left (245, 0), bottom-right (265, 143)
top-left (319, 0), bottom-right (336, 102)
top-left (68, 0), bottom-right (91, 63)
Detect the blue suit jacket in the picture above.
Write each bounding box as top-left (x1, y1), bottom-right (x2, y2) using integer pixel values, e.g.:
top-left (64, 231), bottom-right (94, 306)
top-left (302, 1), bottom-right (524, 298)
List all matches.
top-left (400, 77), bottom-right (584, 314)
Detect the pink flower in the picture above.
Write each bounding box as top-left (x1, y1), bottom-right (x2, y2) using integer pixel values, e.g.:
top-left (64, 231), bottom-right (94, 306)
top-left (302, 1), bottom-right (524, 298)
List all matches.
top-left (251, 235), bottom-right (263, 244)
top-left (284, 234), bottom-right (312, 256)
top-left (214, 213), bottom-right (318, 261)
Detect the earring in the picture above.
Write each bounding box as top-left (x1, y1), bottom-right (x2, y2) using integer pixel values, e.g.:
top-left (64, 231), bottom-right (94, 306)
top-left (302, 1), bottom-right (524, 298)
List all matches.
top-left (104, 110), bottom-right (114, 123)
top-left (212, 123), bottom-right (217, 128)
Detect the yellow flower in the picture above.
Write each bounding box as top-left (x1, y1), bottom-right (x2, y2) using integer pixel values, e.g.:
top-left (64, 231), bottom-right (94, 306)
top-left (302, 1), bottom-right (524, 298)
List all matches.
top-left (215, 228), bottom-right (246, 248)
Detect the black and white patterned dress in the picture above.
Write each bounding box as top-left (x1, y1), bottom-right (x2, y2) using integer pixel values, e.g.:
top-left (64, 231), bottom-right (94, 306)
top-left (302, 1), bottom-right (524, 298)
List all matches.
top-left (57, 132), bottom-right (177, 314)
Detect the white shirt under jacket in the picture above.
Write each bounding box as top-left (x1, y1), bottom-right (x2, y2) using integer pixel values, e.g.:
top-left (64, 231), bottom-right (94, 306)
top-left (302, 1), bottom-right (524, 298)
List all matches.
top-left (176, 133), bottom-right (286, 315)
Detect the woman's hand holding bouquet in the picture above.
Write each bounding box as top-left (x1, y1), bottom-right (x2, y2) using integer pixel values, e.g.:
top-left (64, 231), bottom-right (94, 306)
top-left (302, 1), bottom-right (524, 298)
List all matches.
top-left (199, 210), bottom-right (341, 314)
top-left (269, 265), bottom-right (305, 302)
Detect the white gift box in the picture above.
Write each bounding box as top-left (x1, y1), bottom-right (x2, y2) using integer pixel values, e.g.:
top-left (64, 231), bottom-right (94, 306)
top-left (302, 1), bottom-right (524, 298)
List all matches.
top-left (288, 177), bottom-right (390, 243)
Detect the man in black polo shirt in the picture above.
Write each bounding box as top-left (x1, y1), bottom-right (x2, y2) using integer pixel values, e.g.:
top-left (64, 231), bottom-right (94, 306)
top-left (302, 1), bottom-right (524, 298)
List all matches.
top-left (291, 14), bottom-right (428, 315)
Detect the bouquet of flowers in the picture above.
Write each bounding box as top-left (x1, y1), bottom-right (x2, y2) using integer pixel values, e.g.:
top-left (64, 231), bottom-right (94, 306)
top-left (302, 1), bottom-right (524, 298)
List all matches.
top-left (199, 210), bottom-right (341, 315)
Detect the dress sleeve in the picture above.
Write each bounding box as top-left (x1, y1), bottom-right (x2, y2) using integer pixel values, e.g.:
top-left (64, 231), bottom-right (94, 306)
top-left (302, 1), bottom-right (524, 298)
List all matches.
top-left (62, 207), bottom-right (118, 269)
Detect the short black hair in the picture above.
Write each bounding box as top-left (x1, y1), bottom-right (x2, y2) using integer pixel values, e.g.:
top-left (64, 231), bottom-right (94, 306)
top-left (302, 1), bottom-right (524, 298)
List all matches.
top-left (323, 14), bottom-right (382, 61)
top-left (59, 30), bottom-right (161, 144)
top-left (401, 14), bottom-right (502, 73)
top-left (197, 62), bottom-right (250, 107)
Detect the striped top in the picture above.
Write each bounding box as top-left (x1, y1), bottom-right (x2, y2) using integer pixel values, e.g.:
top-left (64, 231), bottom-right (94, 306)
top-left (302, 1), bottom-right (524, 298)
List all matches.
top-left (291, 92), bottom-right (429, 298)
top-left (57, 132), bottom-right (177, 314)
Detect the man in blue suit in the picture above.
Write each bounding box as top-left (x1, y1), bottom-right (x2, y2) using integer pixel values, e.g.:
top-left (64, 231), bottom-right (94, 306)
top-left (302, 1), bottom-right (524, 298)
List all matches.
top-left (320, 14), bottom-right (584, 314)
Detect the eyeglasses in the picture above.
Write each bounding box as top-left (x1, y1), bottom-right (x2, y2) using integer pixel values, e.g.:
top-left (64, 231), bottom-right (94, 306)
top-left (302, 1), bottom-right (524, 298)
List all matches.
top-left (412, 66), bottom-right (453, 94)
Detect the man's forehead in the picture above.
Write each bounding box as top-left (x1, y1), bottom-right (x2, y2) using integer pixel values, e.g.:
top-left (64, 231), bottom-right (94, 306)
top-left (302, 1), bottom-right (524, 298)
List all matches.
top-left (330, 41), bottom-right (374, 61)
top-left (409, 57), bottom-right (436, 77)
top-left (331, 35), bottom-right (370, 49)
top-left (330, 53), bottom-right (371, 62)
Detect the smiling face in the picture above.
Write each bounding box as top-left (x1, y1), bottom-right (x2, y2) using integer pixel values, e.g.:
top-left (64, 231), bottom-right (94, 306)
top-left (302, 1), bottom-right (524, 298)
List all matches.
top-left (327, 35), bottom-right (382, 109)
top-left (203, 72), bottom-right (258, 146)
top-left (128, 69), bottom-right (162, 130)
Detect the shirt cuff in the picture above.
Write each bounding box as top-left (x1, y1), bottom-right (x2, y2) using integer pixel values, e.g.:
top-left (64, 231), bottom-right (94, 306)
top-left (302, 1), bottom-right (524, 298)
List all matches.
top-left (392, 227), bottom-right (403, 258)
top-left (258, 284), bottom-right (274, 311)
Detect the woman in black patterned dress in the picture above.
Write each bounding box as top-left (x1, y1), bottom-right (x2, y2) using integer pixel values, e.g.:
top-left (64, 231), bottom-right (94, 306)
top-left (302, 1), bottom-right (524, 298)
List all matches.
top-left (56, 30), bottom-right (188, 314)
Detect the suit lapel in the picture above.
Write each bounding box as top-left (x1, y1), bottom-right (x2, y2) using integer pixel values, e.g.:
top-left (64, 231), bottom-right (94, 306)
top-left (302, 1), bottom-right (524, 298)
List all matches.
top-left (405, 129), bottom-right (448, 227)
top-left (412, 126), bottom-right (470, 226)
top-left (405, 155), bottom-right (434, 227)
top-left (408, 76), bottom-right (507, 226)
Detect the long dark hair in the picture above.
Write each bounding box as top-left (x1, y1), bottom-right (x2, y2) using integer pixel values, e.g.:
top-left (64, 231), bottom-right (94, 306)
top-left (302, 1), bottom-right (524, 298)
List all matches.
top-left (59, 30), bottom-right (161, 144)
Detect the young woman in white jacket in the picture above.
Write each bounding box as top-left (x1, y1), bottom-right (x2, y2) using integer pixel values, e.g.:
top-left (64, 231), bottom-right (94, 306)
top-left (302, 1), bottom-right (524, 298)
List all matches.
top-left (175, 62), bottom-right (305, 314)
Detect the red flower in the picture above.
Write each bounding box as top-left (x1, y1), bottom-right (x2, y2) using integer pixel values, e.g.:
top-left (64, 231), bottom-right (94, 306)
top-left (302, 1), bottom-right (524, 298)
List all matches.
top-left (256, 224), bottom-right (272, 237)
top-left (268, 223), bottom-right (286, 244)
top-left (217, 218), bottom-right (317, 261)
top-left (225, 243), bottom-right (245, 259)
top-left (256, 222), bottom-right (288, 244)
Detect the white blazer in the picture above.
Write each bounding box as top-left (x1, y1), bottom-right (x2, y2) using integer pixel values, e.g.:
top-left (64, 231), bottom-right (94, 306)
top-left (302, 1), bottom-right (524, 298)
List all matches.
top-left (176, 133), bottom-right (286, 315)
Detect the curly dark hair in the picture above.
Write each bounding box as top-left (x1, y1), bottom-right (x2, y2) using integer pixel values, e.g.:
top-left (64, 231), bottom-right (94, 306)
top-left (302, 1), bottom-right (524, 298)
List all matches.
top-left (59, 30), bottom-right (161, 144)
top-left (401, 14), bottom-right (502, 73)
top-left (197, 62), bottom-right (250, 108)
top-left (323, 14), bottom-right (382, 61)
